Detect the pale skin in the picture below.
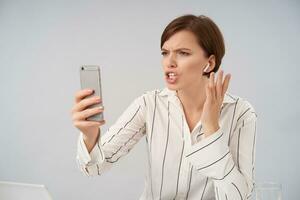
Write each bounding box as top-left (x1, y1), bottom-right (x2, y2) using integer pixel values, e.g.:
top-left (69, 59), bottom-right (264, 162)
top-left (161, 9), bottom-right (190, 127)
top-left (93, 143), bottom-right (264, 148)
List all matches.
top-left (71, 90), bottom-right (105, 152)
top-left (161, 30), bottom-right (231, 137)
top-left (71, 30), bottom-right (231, 153)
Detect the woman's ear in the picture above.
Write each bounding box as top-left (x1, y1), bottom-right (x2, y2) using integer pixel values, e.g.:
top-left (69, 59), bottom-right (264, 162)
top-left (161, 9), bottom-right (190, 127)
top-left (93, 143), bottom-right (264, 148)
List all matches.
top-left (203, 63), bottom-right (210, 72)
top-left (207, 55), bottom-right (216, 72)
top-left (202, 55), bottom-right (216, 77)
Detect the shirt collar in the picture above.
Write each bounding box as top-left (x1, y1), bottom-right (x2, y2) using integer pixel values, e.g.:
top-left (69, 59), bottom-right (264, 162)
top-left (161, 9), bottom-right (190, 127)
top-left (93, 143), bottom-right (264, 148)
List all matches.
top-left (158, 87), bottom-right (237, 105)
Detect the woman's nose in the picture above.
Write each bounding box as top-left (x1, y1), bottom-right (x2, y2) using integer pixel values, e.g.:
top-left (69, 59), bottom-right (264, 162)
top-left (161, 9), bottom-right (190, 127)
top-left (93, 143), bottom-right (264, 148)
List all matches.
top-left (166, 53), bottom-right (177, 68)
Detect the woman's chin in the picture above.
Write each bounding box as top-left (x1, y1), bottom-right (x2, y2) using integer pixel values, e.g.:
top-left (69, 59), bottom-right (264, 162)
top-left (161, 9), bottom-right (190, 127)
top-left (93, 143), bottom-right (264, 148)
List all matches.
top-left (166, 84), bottom-right (180, 91)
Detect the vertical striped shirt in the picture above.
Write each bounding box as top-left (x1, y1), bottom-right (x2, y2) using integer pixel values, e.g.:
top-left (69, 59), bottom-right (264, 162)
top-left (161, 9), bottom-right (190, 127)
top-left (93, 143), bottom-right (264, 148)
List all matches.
top-left (76, 87), bottom-right (257, 200)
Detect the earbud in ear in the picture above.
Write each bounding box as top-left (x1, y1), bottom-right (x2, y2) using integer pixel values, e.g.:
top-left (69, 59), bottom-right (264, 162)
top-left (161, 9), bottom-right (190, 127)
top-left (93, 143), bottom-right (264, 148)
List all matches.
top-left (203, 63), bottom-right (210, 72)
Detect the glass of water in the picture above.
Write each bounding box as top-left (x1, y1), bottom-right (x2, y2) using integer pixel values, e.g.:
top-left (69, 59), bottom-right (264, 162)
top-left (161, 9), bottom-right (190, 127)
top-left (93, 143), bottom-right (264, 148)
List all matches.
top-left (255, 182), bottom-right (282, 200)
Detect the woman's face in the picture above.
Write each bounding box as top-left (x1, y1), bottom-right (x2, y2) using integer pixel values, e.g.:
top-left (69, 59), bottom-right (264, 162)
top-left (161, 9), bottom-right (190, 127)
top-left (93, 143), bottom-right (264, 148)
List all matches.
top-left (161, 30), bottom-right (212, 91)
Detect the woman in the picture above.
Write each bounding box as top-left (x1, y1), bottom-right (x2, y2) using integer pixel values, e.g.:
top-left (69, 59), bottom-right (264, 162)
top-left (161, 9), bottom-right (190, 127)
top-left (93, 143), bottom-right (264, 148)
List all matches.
top-left (71, 14), bottom-right (257, 200)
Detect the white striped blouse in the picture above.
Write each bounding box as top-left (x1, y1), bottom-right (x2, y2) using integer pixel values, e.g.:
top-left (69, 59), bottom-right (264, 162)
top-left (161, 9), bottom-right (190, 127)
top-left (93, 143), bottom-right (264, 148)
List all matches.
top-left (76, 87), bottom-right (257, 200)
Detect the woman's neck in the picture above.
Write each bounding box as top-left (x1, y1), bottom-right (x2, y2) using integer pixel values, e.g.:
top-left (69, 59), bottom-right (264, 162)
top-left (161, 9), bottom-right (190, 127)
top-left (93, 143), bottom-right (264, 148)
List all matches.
top-left (176, 82), bottom-right (207, 114)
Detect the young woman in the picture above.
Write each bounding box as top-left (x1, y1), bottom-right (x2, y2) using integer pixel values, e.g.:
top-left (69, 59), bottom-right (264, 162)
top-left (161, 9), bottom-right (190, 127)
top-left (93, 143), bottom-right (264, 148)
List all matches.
top-left (71, 14), bottom-right (257, 200)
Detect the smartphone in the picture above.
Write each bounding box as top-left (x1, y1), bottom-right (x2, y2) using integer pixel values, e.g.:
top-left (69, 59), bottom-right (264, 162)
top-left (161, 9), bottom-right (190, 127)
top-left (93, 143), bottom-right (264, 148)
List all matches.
top-left (79, 65), bottom-right (104, 121)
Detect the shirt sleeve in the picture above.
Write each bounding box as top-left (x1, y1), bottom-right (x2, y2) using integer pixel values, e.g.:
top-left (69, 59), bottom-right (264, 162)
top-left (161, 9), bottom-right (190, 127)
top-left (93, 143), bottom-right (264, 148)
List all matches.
top-left (184, 99), bottom-right (257, 200)
top-left (76, 94), bottom-right (147, 177)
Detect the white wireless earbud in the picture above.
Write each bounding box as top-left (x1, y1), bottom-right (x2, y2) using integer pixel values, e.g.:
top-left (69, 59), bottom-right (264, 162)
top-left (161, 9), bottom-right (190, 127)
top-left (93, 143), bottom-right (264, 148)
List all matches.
top-left (203, 63), bottom-right (210, 72)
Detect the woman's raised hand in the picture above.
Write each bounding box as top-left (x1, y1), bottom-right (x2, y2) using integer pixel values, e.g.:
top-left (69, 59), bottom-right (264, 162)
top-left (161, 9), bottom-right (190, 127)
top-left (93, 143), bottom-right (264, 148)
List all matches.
top-left (201, 70), bottom-right (231, 137)
top-left (71, 89), bottom-right (106, 150)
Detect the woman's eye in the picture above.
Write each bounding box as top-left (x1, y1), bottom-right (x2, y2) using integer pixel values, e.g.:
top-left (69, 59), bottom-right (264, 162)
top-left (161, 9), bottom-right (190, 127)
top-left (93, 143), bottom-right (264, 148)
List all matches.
top-left (161, 51), bottom-right (189, 56)
top-left (179, 51), bottom-right (190, 56)
top-left (161, 51), bottom-right (168, 56)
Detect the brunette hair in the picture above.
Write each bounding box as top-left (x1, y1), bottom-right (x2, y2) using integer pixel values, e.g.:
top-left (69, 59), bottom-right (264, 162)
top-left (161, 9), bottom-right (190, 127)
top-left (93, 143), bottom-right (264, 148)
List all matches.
top-left (160, 14), bottom-right (225, 78)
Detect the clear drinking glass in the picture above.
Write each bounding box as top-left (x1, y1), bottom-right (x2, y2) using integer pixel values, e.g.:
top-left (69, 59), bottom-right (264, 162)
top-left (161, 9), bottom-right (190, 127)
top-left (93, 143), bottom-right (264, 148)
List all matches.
top-left (255, 182), bottom-right (282, 200)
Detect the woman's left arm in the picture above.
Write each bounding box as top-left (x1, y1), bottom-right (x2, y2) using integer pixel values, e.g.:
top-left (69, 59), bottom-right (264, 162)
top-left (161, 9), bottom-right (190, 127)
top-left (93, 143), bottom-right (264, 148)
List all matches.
top-left (184, 70), bottom-right (258, 199)
top-left (185, 103), bottom-right (257, 199)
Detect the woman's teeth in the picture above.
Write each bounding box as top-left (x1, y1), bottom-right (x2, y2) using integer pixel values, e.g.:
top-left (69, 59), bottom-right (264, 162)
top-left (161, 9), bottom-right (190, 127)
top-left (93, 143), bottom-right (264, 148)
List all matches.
top-left (168, 72), bottom-right (176, 78)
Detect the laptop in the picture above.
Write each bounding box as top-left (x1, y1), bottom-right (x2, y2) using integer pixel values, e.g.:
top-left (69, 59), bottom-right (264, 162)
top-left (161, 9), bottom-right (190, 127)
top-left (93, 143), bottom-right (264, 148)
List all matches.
top-left (0, 181), bottom-right (53, 200)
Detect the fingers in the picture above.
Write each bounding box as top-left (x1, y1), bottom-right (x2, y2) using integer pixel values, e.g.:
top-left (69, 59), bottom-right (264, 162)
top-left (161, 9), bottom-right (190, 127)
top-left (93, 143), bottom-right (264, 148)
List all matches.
top-left (206, 70), bottom-right (231, 103)
top-left (205, 82), bottom-right (212, 102)
top-left (73, 120), bottom-right (106, 128)
top-left (72, 106), bottom-right (104, 121)
top-left (72, 96), bottom-right (102, 114)
top-left (72, 89), bottom-right (106, 133)
top-left (222, 73), bottom-right (231, 96)
top-left (75, 89), bottom-right (94, 104)
top-left (216, 70), bottom-right (223, 99)
top-left (209, 72), bottom-right (216, 100)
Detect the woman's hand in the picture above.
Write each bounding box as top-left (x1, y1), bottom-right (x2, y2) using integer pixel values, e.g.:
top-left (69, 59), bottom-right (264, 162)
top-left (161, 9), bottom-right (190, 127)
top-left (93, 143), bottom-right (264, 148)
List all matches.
top-left (201, 70), bottom-right (231, 138)
top-left (71, 89), bottom-right (106, 152)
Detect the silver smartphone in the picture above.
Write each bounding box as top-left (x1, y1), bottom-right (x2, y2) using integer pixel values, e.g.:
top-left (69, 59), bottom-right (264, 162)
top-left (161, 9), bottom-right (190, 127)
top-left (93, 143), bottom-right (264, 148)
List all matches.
top-left (79, 65), bottom-right (104, 121)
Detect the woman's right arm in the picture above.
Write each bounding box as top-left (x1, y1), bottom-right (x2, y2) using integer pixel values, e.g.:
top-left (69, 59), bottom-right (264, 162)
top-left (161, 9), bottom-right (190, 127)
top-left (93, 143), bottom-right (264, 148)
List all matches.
top-left (71, 89), bottom-right (106, 176)
top-left (71, 89), bottom-right (147, 177)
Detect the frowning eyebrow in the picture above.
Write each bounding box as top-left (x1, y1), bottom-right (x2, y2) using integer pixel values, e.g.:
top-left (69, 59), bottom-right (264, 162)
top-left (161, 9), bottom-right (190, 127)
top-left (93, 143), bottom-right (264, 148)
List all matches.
top-left (161, 48), bottom-right (192, 52)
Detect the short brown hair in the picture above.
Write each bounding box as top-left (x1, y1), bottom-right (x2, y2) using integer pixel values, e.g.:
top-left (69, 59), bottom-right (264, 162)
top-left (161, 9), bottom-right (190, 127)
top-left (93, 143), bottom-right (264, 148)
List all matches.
top-left (160, 14), bottom-right (225, 78)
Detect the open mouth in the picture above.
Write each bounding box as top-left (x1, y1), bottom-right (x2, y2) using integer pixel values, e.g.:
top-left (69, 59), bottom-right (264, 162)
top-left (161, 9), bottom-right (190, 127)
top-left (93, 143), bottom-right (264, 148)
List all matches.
top-left (165, 72), bottom-right (178, 83)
